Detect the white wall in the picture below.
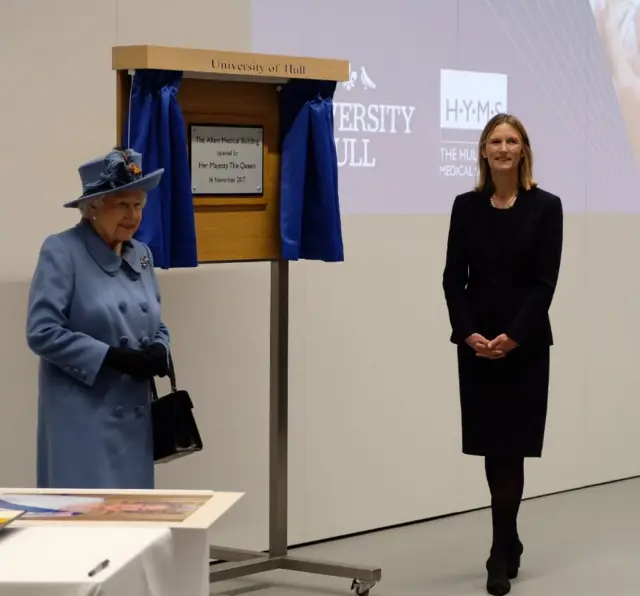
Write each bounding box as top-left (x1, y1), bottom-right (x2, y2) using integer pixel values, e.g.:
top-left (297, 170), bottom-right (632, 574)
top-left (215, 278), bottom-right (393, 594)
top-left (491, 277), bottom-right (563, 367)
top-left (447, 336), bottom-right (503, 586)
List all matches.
top-left (1, 0), bottom-right (639, 554)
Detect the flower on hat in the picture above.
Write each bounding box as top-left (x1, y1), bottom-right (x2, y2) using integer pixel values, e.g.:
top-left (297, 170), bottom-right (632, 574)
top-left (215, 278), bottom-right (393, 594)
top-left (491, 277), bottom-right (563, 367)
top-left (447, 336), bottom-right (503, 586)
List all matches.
top-left (128, 163), bottom-right (142, 176)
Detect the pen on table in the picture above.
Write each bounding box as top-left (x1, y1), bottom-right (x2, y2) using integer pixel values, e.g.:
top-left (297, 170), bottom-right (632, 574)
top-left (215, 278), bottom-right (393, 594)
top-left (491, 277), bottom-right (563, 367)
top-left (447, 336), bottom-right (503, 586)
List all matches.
top-left (88, 559), bottom-right (110, 577)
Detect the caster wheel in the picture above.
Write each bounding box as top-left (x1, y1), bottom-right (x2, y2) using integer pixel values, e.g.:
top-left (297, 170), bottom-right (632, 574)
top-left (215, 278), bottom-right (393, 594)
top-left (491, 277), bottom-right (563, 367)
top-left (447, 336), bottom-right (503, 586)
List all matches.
top-left (351, 579), bottom-right (375, 596)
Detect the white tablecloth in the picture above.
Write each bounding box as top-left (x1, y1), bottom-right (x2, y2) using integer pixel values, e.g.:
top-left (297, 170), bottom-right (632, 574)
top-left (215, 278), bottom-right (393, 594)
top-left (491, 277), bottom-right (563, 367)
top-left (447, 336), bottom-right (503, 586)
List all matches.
top-left (0, 525), bottom-right (174, 596)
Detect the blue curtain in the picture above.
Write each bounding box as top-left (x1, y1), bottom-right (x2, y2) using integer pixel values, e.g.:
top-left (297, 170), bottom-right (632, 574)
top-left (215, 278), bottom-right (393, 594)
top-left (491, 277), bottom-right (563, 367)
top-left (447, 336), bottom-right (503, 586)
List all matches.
top-left (124, 69), bottom-right (198, 269)
top-left (279, 79), bottom-right (344, 262)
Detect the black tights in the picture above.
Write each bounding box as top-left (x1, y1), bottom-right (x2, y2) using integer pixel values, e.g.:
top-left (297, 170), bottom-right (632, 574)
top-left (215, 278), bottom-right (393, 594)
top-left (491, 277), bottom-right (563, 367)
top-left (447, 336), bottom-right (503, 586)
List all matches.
top-left (484, 456), bottom-right (525, 555)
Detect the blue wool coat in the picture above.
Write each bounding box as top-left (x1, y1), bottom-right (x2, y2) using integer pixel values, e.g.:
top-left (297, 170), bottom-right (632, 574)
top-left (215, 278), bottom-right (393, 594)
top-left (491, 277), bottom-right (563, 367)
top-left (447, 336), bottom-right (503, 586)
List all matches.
top-left (26, 218), bottom-right (170, 489)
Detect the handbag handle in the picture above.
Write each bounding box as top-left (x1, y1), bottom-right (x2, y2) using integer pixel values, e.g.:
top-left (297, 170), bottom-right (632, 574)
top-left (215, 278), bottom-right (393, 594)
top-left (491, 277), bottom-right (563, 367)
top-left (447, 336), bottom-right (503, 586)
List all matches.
top-left (150, 349), bottom-right (178, 401)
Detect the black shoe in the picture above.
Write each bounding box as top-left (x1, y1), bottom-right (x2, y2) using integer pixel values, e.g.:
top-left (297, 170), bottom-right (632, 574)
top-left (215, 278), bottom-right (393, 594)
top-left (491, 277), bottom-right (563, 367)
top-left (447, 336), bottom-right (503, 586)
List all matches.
top-left (486, 556), bottom-right (511, 595)
top-left (506, 539), bottom-right (523, 580)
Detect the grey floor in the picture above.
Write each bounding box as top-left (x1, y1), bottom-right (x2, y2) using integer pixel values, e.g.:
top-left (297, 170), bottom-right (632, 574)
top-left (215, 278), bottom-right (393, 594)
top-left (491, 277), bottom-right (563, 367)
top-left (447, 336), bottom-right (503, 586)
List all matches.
top-left (211, 478), bottom-right (640, 595)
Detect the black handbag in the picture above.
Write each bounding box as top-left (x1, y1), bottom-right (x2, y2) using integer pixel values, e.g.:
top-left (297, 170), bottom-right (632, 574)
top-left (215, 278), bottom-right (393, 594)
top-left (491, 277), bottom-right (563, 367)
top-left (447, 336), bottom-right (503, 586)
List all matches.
top-left (150, 354), bottom-right (203, 463)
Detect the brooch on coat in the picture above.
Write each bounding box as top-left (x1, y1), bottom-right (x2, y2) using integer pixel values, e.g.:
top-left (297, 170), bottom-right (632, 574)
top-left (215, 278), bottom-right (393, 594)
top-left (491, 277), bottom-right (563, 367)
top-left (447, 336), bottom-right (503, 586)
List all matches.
top-left (140, 254), bottom-right (149, 269)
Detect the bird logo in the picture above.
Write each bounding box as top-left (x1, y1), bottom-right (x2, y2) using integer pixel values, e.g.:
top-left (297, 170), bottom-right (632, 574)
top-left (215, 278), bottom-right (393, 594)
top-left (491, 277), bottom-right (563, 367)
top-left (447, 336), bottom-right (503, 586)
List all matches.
top-left (342, 65), bottom-right (377, 91)
top-left (342, 68), bottom-right (358, 90)
top-left (360, 66), bottom-right (376, 90)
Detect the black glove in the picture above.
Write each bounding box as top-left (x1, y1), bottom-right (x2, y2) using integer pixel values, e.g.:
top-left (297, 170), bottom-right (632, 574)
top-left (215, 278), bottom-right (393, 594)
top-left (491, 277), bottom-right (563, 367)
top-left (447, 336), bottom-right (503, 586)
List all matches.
top-left (145, 343), bottom-right (169, 378)
top-left (104, 347), bottom-right (156, 381)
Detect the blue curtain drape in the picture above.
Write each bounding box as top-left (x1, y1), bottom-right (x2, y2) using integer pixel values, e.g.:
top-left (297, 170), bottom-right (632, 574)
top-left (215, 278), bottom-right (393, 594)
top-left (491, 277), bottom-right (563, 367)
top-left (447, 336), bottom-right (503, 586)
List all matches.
top-left (124, 69), bottom-right (198, 269)
top-left (279, 79), bottom-right (344, 262)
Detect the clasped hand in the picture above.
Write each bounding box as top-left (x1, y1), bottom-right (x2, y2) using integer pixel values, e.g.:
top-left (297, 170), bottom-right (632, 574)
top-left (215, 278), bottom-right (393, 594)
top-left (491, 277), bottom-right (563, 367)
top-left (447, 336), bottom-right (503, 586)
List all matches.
top-left (465, 333), bottom-right (518, 359)
top-left (105, 343), bottom-right (169, 380)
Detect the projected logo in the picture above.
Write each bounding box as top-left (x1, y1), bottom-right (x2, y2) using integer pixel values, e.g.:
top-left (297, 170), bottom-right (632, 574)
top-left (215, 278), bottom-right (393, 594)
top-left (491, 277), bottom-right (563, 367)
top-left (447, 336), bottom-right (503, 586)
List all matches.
top-left (342, 66), bottom-right (377, 91)
top-left (439, 69), bottom-right (508, 179)
top-left (334, 64), bottom-right (416, 168)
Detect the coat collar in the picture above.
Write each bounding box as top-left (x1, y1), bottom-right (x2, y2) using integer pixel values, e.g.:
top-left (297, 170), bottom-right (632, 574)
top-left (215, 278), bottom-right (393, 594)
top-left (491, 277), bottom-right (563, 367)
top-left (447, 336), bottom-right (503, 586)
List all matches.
top-left (75, 219), bottom-right (145, 276)
top-left (476, 185), bottom-right (535, 215)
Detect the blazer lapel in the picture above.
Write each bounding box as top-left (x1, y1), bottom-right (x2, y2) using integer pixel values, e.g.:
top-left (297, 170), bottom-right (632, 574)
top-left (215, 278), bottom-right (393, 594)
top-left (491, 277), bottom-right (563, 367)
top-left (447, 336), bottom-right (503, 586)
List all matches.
top-left (504, 187), bottom-right (534, 255)
top-left (471, 191), bottom-right (498, 264)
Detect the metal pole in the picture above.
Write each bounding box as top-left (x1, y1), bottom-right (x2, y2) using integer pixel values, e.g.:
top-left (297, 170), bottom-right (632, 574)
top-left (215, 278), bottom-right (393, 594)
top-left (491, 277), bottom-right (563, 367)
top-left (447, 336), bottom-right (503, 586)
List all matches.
top-left (269, 259), bottom-right (289, 557)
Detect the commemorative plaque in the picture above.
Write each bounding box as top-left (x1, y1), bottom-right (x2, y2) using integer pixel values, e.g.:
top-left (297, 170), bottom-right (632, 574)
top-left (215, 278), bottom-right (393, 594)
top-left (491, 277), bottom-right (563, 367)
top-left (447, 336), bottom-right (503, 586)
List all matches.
top-left (190, 124), bottom-right (264, 197)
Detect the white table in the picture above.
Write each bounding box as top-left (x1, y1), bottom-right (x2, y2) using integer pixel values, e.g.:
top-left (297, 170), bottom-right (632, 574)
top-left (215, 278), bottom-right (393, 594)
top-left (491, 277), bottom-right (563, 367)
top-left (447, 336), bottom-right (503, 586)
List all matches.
top-left (0, 488), bottom-right (244, 596)
top-left (0, 525), bottom-right (174, 596)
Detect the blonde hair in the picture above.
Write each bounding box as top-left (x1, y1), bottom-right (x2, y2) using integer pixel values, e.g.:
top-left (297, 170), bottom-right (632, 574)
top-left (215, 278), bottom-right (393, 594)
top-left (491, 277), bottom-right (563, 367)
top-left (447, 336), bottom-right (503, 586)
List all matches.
top-left (475, 113), bottom-right (537, 192)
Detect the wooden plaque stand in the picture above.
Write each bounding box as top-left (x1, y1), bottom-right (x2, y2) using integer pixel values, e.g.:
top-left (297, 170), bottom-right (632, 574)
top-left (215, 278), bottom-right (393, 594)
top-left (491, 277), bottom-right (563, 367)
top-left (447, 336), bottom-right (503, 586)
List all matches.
top-left (112, 45), bottom-right (381, 595)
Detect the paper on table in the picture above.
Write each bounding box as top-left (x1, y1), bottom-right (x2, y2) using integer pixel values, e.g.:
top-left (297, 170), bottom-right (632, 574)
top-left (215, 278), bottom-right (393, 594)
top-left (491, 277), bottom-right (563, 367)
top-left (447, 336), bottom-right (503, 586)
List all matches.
top-left (0, 492), bottom-right (211, 522)
top-left (0, 494), bottom-right (104, 515)
top-left (0, 509), bottom-right (25, 528)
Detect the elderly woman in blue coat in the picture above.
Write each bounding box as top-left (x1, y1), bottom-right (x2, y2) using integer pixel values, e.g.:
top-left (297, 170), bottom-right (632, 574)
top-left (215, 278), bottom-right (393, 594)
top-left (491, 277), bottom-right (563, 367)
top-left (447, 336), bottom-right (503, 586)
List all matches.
top-left (26, 148), bottom-right (170, 490)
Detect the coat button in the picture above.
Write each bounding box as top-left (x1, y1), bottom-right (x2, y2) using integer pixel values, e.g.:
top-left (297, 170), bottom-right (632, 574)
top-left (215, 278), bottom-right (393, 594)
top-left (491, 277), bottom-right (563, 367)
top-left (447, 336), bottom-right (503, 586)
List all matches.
top-left (118, 301), bottom-right (127, 313)
top-left (140, 336), bottom-right (150, 347)
top-left (135, 405), bottom-right (145, 417)
top-left (119, 336), bottom-right (129, 346)
top-left (140, 302), bottom-right (149, 313)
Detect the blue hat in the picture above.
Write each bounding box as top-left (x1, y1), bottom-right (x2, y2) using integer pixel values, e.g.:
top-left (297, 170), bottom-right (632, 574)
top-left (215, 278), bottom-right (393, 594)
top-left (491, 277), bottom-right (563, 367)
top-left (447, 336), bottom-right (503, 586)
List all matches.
top-left (64, 148), bottom-right (164, 208)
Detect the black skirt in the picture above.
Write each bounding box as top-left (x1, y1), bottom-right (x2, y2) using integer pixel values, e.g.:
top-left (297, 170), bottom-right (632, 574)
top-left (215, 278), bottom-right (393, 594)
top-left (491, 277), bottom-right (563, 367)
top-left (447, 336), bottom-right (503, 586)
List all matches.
top-left (457, 343), bottom-right (550, 458)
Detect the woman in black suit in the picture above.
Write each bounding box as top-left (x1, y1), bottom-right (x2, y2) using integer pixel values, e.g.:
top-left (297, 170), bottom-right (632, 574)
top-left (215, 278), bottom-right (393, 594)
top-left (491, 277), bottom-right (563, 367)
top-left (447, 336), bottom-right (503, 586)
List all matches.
top-left (442, 113), bottom-right (563, 595)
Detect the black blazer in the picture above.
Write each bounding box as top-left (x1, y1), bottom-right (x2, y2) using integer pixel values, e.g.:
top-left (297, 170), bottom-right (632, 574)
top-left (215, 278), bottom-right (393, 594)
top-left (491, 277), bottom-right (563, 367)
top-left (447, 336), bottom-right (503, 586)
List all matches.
top-left (442, 187), bottom-right (563, 346)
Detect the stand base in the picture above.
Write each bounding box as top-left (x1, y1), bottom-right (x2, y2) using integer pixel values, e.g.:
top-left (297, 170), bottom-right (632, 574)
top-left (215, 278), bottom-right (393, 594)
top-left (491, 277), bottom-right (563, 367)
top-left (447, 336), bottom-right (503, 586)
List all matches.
top-left (209, 545), bottom-right (381, 594)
